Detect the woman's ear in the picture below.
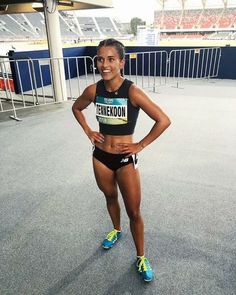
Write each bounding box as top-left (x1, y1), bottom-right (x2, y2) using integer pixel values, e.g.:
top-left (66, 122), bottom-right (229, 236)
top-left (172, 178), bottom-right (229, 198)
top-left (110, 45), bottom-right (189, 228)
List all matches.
top-left (120, 58), bottom-right (125, 69)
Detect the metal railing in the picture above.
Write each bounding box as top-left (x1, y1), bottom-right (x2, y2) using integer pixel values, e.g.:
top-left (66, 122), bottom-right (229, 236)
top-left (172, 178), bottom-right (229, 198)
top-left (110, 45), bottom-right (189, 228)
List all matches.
top-left (0, 47), bottom-right (222, 121)
top-left (167, 47), bottom-right (221, 86)
top-left (0, 55), bottom-right (95, 120)
top-left (124, 51), bottom-right (168, 92)
top-left (92, 50), bottom-right (169, 91)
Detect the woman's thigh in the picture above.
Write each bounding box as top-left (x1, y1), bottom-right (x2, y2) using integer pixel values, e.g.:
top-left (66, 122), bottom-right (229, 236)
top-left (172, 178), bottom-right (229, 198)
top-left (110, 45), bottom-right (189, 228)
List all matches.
top-left (92, 157), bottom-right (117, 196)
top-left (116, 164), bottom-right (141, 212)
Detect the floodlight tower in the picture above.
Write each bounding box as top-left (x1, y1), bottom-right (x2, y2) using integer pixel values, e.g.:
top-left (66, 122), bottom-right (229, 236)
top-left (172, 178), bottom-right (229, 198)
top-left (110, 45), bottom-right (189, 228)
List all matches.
top-left (158, 0), bottom-right (166, 28)
top-left (180, 0), bottom-right (187, 10)
top-left (222, 0), bottom-right (228, 8)
top-left (158, 0), bottom-right (166, 10)
top-left (179, 0), bottom-right (187, 27)
top-left (201, 0), bottom-right (207, 10)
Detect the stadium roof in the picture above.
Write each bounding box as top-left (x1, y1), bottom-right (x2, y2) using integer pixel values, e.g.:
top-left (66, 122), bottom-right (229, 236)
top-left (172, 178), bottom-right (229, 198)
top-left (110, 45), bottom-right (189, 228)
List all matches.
top-left (0, 0), bottom-right (113, 14)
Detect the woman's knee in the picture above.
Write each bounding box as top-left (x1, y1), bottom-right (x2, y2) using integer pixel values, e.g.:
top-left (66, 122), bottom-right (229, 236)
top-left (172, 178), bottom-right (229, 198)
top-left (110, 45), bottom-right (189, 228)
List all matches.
top-left (105, 192), bottom-right (118, 204)
top-left (97, 182), bottom-right (116, 195)
top-left (100, 187), bottom-right (118, 203)
top-left (127, 209), bottom-right (142, 222)
top-left (97, 183), bottom-right (118, 203)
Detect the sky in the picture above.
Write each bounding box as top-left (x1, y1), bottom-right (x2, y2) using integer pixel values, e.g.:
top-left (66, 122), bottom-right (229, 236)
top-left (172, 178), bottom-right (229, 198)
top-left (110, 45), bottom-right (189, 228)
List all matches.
top-left (76, 0), bottom-right (158, 23)
top-left (76, 0), bottom-right (236, 23)
top-left (110, 0), bottom-right (157, 23)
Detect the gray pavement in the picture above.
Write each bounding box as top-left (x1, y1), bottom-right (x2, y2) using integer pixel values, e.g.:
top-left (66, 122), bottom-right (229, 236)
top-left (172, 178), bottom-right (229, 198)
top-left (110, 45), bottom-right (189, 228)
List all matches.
top-left (0, 79), bottom-right (236, 295)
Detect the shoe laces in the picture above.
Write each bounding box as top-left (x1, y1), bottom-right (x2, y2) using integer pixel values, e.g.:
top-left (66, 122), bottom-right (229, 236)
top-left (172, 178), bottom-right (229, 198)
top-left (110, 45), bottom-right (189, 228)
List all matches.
top-left (137, 256), bottom-right (151, 272)
top-left (106, 229), bottom-right (118, 241)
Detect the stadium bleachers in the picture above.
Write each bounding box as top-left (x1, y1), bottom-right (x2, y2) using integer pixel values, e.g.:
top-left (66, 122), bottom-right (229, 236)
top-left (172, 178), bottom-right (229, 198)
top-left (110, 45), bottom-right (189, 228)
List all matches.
top-left (59, 12), bottom-right (80, 40)
top-left (154, 7), bottom-right (236, 30)
top-left (181, 9), bottom-right (202, 29)
top-left (95, 17), bottom-right (120, 37)
top-left (77, 17), bottom-right (100, 38)
top-left (206, 31), bottom-right (234, 40)
top-left (1, 6), bottom-right (236, 43)
top-left (0, 14), bottom-right (34, 40)
top-left (0, 12), bottom-right (123, 42)
top-left (199, 8), bottom-right (223, 28)
top-left (0, 19), bottom-right (15, 39)
top-left (24, 12), bottom-right (46, 39)
top-left (218, 8), bottom-right (236, 28)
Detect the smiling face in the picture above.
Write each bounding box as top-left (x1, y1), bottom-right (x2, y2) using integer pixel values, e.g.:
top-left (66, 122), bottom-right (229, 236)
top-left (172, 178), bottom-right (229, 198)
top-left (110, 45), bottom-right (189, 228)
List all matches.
top-left (96, 46), bottom-right (125, 81)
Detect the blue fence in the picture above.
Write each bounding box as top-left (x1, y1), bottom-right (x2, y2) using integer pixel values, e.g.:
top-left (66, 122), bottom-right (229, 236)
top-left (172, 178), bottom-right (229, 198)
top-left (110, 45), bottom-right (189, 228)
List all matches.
top-left (7, 45), bottom-right (236, 94)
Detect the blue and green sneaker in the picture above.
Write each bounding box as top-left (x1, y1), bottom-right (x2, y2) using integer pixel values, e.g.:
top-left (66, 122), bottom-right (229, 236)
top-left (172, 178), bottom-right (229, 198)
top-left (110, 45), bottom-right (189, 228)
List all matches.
top-left (102, 229), bottom-right (122, 249)
top-left (136, 256), bottom-right (153, 282)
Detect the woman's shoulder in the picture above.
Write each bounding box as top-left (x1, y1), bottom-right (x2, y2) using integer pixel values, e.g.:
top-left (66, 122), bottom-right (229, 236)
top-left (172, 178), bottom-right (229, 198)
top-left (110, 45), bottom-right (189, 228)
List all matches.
top-left (81, 83), bottom-right (97, 102)
top-left (95, 79), bottom-right (105, 92)
top-left (128, 80), bottom-right (142, 94)
top-left (84, 83), bottom-right (96, 93)
top-left (128, 81), bottom-right (150, 107)
top-left (124, 78), bottom-right (134, 87)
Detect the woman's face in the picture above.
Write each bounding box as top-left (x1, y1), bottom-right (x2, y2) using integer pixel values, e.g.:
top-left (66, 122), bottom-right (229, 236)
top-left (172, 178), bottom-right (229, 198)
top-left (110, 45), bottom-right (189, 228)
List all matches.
top-left (97, 46), bottom-right (125, 81)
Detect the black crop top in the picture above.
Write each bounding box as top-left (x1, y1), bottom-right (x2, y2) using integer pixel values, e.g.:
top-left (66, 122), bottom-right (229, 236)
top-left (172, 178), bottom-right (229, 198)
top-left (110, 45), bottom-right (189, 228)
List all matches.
top-left (94, 79), bottom-right (140, 135)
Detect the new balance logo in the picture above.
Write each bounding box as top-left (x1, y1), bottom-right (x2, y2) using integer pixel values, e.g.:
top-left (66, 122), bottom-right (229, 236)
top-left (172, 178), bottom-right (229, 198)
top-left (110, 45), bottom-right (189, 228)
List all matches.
top-left (120, 158), bottom-right (129, 163)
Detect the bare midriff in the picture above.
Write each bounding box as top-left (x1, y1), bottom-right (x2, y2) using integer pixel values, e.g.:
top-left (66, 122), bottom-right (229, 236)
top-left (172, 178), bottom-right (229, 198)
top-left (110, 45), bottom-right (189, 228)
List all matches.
top-left (95, 134), bottom-right (133, 154)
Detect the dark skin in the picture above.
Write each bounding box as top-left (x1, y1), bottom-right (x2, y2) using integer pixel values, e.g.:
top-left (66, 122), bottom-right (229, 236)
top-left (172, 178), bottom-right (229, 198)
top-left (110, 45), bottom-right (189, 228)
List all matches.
top-left (72, 45), bottom-right (171, 256)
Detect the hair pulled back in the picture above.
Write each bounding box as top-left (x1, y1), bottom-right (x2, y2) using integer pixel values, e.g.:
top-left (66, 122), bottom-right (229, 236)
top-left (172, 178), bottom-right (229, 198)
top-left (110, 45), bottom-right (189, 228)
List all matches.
top-left (97, 38), bottom-right (125, 59)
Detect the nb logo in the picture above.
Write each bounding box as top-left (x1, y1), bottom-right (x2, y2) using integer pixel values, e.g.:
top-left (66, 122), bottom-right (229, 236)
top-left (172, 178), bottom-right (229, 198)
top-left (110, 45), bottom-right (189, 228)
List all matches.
top-left (120, 158), bottom-right (129, 163)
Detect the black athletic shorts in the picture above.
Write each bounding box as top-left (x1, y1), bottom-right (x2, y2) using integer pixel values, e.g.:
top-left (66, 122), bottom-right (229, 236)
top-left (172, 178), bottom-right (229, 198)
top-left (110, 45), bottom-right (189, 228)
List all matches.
top-left (92, 146), bottom-right (138, 171)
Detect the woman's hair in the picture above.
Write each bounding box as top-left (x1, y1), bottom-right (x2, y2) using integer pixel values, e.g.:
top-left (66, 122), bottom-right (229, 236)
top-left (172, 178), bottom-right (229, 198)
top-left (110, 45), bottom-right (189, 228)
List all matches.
top-left (97, 38), bottom-right (125, 60)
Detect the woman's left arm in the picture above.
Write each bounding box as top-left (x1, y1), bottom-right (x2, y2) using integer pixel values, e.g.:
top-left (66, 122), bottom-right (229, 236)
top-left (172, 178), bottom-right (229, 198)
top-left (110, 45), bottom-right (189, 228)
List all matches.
top-left (117, 84), bottom-right (171, 155)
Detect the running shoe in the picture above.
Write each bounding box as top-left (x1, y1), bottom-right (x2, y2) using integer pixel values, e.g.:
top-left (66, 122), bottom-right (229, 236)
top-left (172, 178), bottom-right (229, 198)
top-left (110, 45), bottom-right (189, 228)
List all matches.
top-left (102, 229), bottom-right (122, 249)
top-left (136, 256), bottom-right (153, 282)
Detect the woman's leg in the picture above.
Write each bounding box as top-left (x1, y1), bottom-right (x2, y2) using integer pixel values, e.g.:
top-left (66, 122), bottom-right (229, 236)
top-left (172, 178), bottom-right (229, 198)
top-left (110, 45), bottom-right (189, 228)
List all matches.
top-left (92, 157), bottom-right (121, 231)
top-left (116, 165), bottom-right (144, 256)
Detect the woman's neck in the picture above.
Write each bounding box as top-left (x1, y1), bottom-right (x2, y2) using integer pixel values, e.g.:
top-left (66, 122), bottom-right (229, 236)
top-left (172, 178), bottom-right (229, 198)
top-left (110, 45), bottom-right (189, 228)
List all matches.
top-left (104, 77), bottom-right (125, 93)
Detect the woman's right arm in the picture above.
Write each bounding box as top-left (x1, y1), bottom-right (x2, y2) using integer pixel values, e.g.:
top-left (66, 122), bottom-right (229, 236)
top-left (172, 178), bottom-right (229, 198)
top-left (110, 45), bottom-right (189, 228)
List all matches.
top-left (72, 84), bottom-right (104, 144)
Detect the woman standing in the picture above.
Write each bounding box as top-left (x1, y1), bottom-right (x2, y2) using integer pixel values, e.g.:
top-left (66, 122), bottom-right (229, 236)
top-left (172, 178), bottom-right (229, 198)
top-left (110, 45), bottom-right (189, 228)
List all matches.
top-left (72, 38), bottom-right (171, 282)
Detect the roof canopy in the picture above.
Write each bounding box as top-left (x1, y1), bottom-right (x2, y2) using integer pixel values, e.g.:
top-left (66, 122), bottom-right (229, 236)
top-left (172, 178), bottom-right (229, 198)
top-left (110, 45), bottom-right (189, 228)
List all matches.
top-left (0, 0), bottom-right (113, 14)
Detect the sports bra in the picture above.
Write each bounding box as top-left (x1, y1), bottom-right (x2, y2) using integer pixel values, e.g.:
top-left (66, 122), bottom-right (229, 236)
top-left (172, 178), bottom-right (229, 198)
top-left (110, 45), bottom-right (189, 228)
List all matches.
top-left (94, 79), bottom-right (140, 135)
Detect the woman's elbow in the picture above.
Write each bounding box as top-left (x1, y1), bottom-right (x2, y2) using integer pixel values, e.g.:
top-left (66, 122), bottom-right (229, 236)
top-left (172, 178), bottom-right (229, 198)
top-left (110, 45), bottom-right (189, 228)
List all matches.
top-left (72, 102), bottom-right (78, 114)
top-left (72, 104), bottom-right (76, 115)
top-left (162, 115), bottom-right (171, 129)
top-left (166, 116), bottom-right (171, 127)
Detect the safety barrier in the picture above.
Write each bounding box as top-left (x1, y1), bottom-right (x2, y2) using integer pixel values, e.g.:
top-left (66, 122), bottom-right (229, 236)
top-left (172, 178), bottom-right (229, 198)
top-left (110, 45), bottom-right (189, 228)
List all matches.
top-left (124, 51), bottom-right (168, 92)
top-left (92, 51), bottom-right (168, 91)
top-left (0, 47), bottom-right (222, 121)
top-left (168, 47), bottom-right (221, 86)
top-left (0, 55), bottom-right (95, 120)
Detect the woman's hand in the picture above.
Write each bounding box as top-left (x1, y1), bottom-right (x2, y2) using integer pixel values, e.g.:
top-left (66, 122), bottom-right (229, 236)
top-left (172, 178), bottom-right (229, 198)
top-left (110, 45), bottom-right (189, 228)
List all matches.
top-left (115, 142), bottom-right (144, 156)
top-left (87, 130), bottom-right (105, 145)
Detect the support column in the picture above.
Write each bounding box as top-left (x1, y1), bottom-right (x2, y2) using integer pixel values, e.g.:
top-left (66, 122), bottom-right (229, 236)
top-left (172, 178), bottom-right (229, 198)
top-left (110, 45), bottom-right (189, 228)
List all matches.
top-left (44, 0), bottom-right (67, 102)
